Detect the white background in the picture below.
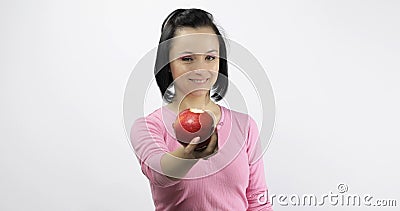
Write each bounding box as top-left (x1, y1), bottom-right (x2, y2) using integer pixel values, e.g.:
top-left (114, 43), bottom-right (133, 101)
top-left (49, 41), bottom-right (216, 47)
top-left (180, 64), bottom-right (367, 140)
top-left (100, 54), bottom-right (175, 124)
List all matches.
top-left (1, 0), bottom-right (399, 210)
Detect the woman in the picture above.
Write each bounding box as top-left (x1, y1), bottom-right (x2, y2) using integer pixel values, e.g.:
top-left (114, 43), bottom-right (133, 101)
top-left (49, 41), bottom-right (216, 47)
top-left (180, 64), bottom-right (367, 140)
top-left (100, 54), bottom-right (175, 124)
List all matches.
top-left (131, 8), bottom-right (273, 210)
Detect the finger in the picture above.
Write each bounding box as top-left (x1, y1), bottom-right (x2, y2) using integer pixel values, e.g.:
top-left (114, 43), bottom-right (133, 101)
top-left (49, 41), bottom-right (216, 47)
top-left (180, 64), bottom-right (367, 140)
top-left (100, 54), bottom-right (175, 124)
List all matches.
top-left (203, 133), bottom-right (218, 155)
top-left (184, 137), bottom-right (200, 154)
top-left (202, 135), bottom-right (218, 160)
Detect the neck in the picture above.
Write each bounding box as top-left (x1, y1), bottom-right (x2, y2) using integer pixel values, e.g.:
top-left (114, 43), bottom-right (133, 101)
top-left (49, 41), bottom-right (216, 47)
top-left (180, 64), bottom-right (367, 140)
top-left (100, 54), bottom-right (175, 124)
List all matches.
top-left (172, 91), bottom-right (213, 111)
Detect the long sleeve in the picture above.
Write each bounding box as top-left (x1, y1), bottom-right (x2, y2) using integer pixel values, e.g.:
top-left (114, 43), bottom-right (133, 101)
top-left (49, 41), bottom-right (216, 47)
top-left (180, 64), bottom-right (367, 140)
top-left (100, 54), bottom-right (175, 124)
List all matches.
top-left (245, 116), bottom-right (273, 211)
top-left (130, 115), bottom-right (180, 188)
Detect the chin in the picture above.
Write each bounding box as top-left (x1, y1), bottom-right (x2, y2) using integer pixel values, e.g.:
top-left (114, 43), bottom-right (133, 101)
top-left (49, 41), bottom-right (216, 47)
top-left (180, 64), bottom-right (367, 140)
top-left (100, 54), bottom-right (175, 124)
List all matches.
top-left (188, 89), bottom-right (210, 96)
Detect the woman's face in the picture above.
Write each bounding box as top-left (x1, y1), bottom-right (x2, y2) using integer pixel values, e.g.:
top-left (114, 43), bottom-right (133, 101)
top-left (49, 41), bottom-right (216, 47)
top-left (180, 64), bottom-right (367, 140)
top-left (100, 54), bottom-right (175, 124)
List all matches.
top-left (169, 26), bottom-right (220, 98)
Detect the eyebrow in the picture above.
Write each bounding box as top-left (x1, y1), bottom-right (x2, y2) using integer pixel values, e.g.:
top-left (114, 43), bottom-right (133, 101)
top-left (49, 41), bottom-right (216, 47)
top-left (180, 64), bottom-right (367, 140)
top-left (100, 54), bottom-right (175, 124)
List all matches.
top-left (179, 49), bottom-right (218, 55)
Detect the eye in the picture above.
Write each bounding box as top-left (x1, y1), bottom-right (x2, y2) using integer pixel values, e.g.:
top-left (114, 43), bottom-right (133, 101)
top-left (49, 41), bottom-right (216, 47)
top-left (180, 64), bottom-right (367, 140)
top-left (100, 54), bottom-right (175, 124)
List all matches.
top-left (205, 55), bottom-right (216, 61)
top-left (180, 56), bottom-right (193, 62)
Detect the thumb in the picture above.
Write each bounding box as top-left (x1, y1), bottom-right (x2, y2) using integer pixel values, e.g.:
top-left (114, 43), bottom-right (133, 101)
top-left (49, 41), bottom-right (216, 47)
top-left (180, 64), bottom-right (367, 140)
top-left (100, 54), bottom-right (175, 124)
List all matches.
top-left (190, 136), bottom-right (201, 144)
top-left (184, 137), bottom-right (201, 154)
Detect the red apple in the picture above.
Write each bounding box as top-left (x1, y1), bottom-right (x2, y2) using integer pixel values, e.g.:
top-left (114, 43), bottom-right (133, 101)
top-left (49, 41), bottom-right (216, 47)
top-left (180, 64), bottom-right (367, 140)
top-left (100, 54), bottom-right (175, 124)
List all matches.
top-left (173, 108), bottom-right (215, 151)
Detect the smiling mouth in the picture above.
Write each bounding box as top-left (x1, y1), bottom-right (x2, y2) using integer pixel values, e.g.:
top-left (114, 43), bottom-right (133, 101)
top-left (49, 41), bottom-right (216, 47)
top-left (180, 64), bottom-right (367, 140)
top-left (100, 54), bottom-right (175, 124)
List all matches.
top-left (189, 78), bottom-right (209, 84)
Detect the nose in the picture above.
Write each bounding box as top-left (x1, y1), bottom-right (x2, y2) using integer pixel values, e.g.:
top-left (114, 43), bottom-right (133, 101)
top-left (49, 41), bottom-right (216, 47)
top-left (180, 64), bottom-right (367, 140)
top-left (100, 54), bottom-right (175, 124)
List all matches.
top-left (192, 68), bottom-right (207, 75)
top-left (191, 55), bottom-right (214, 72)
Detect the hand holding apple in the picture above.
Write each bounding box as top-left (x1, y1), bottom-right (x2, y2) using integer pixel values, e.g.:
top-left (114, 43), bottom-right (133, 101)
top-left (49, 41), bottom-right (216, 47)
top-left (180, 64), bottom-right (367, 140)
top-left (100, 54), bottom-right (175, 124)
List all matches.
top-left (171, 130), bottom-right (218, 160)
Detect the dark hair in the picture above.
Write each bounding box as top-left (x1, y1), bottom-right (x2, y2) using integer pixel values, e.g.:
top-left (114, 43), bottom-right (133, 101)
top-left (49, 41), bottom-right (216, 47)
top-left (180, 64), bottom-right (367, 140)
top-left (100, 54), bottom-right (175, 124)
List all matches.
top-left (154, 8), bottom-right (228, 103)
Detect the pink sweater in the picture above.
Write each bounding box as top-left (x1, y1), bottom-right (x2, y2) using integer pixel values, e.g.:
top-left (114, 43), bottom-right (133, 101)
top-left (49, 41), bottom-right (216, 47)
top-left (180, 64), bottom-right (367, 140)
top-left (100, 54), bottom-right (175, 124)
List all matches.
top-left (131, 105), bottom-right (273, 211)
